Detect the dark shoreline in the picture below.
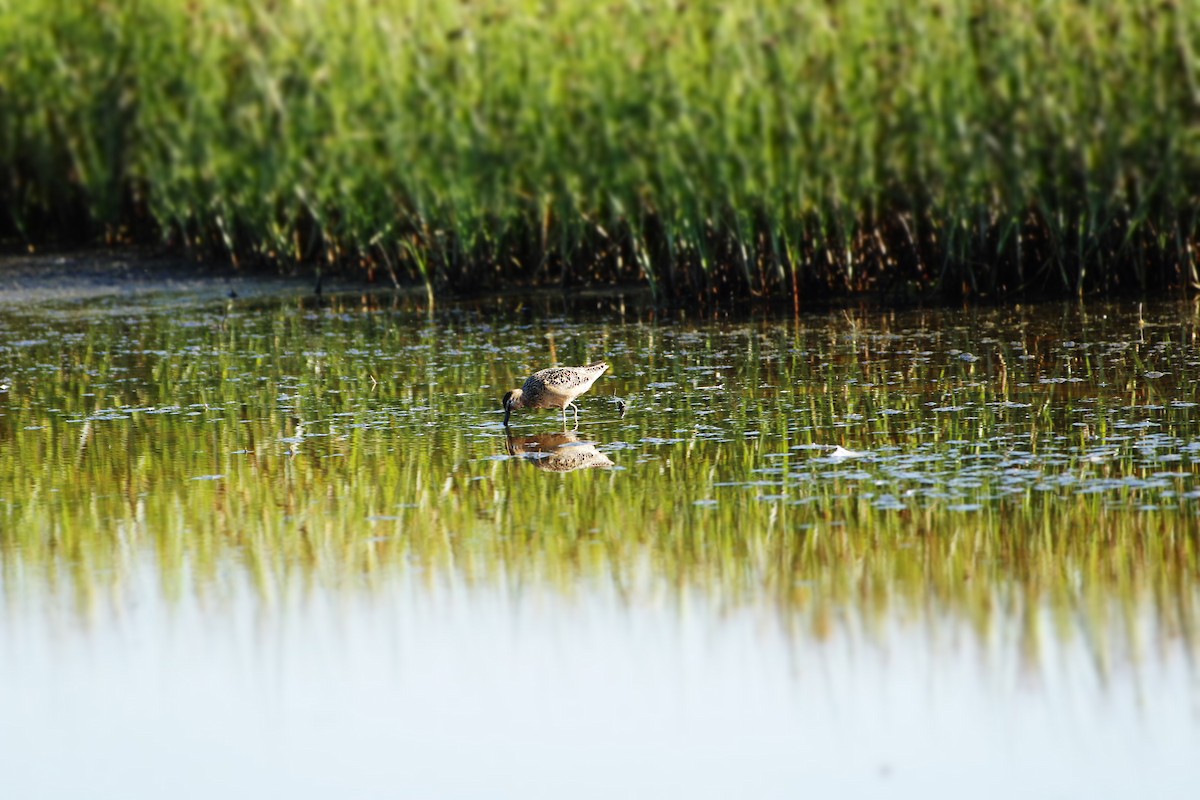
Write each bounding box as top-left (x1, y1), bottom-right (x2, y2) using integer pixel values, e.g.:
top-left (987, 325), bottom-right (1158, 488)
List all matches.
top-left (3, 247), bottom-right (1195, 317)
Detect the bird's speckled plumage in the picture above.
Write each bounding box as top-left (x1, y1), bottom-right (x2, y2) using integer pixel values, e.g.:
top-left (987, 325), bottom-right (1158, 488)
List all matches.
top-left (502, 361), bottom-right (609, 426)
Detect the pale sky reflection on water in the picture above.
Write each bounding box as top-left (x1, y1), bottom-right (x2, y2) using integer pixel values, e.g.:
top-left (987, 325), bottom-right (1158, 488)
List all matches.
top-left (2, 560), bottom-right (1197, 799)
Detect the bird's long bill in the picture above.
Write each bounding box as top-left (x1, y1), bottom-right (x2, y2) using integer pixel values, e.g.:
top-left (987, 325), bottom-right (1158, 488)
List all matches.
top-left (503, 406), bottom-right (512, 427)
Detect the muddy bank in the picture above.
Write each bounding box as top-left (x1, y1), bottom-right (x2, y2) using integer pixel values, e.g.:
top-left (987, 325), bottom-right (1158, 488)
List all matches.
top-left (0, 250), bottom-right (336, 305)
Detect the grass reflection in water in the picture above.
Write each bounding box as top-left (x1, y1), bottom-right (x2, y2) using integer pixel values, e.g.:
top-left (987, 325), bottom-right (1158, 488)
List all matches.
top-left (0, 294), bottom-right (1197, 680)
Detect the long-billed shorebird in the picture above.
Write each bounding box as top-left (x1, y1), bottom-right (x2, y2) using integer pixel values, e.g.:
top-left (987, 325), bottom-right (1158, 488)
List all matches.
top-left (502, 361), bottom-right (609, 426)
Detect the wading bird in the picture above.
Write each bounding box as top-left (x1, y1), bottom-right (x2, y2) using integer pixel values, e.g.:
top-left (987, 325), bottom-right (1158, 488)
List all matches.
top-left (502, 361), bottom-right (609, 427)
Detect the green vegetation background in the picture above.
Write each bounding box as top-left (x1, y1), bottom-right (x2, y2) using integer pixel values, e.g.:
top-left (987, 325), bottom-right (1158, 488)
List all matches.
top-left (1, 0), bottom-right (1198, 302)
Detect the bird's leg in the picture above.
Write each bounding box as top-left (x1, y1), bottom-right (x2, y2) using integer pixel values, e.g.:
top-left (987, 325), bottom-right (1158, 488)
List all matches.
top-left (572, 403), bottom-right (580, 425)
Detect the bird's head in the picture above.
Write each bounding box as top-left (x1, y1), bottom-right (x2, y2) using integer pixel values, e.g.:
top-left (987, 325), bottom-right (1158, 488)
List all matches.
top-left (501, 389), bottom-right (523, 426)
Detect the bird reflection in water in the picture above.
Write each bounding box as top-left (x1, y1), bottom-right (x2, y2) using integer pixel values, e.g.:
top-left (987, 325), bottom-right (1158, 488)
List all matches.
top-left (505, 430), bottom-right (614, 472)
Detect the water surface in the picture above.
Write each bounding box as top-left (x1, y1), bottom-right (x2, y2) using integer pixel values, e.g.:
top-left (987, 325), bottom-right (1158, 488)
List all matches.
top-left (2, 288), bottom-right (1198, 797)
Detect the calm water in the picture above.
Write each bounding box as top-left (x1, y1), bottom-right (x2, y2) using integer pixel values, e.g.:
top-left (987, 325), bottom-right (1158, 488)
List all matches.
top-left (2, 285), bottom-right (1199, 797)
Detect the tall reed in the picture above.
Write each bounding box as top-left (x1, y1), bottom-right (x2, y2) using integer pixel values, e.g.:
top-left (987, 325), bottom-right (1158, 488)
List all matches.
top-left (1, 0), bottom-right (1197, 303)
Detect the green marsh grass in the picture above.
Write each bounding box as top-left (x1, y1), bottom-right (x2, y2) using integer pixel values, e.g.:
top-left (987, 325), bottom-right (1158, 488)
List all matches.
top-left (1, 0), bottom-right (1198, 303)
